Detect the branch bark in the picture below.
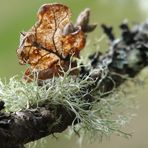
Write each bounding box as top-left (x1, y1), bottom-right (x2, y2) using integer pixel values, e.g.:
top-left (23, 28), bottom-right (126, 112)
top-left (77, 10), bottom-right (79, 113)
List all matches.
top-left (0, 21), bottom-right (148, 148)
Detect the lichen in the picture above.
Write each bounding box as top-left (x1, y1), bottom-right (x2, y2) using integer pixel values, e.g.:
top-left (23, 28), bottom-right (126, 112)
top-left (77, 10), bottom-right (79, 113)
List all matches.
top-left (0, 65), bottom-right (133, 141)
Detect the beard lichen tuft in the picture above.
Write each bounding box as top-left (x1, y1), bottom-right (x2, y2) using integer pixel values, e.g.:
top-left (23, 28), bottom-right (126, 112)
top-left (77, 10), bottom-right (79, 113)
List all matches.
top-left (0, 66), bottom-right (133, 141)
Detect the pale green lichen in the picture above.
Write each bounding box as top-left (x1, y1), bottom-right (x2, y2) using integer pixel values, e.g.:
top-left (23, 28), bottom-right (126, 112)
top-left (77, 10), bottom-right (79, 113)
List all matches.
top-left (0, 66), bottom-right (133, 142)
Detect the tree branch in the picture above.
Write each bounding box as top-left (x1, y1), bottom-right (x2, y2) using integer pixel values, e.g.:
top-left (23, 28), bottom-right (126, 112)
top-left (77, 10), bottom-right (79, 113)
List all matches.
top-left (0, 20), bottom-right (148, 147)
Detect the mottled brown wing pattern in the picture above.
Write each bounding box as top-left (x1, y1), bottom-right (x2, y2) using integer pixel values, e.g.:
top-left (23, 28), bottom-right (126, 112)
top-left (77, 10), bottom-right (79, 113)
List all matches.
top-left (17, 3), bottom-right (85, 79)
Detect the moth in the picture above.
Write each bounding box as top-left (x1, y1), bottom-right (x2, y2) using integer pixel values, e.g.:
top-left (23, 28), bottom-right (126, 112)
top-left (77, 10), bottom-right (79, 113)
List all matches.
top-left (17, 3), bottom-right (86, 80)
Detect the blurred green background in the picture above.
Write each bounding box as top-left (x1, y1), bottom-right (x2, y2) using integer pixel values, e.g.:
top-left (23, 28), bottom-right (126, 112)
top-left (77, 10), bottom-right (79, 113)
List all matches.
top-left (0, 0), bottom-right (148, 148)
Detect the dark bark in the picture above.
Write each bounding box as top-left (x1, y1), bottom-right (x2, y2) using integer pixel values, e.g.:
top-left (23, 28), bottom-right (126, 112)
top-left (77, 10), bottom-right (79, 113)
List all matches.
top-left (0, 21), bottom-right (148, 147)
top-left (0, 105), bottom-right (75, 148)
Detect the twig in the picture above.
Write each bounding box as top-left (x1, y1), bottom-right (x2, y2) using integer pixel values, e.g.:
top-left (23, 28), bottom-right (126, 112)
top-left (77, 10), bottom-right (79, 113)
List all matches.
top-left (0, 19), bottom-right (148, 148)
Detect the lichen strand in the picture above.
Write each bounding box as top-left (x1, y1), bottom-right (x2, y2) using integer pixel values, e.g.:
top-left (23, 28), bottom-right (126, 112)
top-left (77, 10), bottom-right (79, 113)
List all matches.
top-left (0, 66), bottom-right (131, 141)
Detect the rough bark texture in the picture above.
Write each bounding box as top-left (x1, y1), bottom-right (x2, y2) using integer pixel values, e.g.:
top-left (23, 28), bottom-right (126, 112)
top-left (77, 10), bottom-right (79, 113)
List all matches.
top-left (0, 105), bottom-right (75, 148)
top-left (0, 21), bottom-right (148, 148)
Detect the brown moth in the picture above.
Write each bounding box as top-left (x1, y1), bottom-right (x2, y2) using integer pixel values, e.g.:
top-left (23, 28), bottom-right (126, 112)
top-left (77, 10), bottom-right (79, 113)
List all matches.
top-left (17, 3), bottom-right (86, 80)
